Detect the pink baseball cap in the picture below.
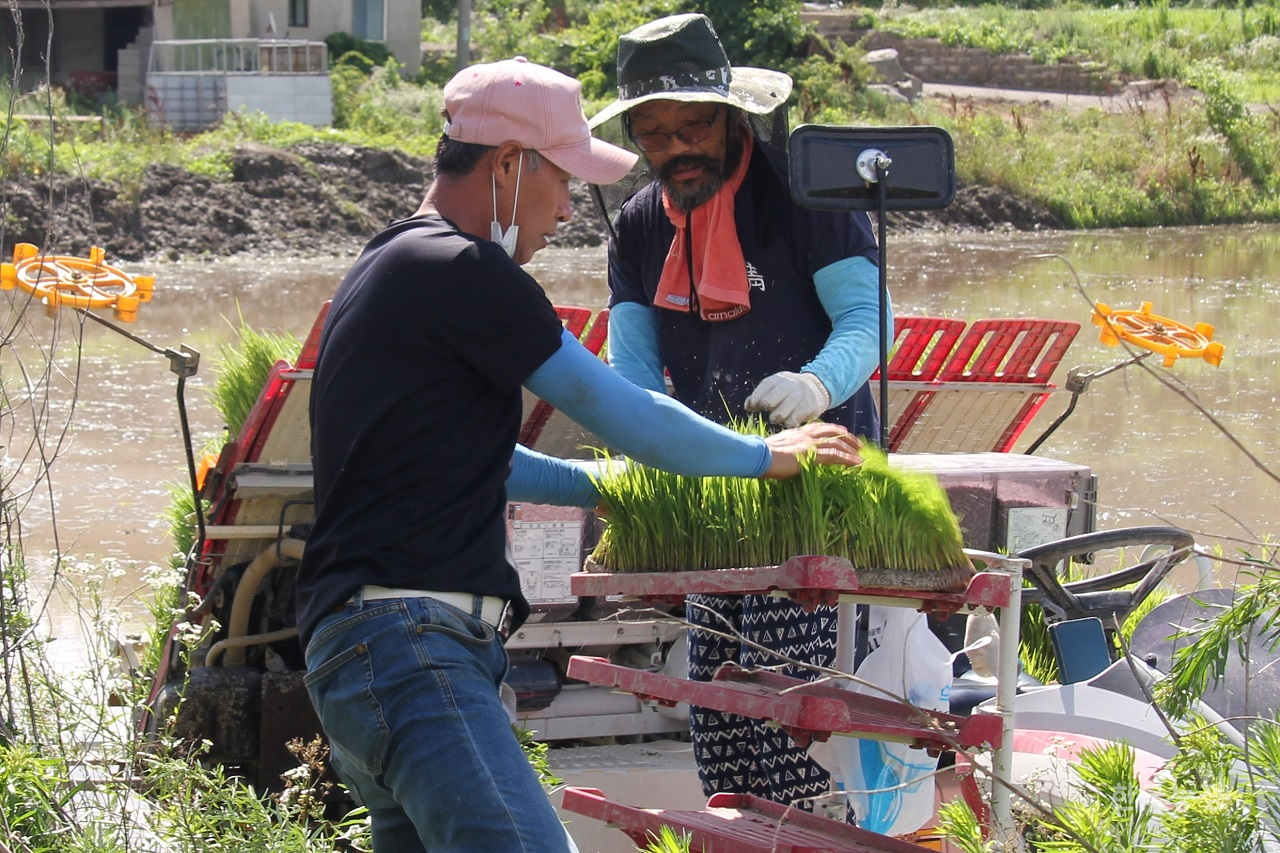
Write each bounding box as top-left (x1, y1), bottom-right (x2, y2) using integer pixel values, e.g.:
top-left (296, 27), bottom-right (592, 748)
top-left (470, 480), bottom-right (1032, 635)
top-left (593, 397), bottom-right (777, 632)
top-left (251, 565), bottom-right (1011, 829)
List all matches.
top-left (443, 56), bottom-right (638, 185)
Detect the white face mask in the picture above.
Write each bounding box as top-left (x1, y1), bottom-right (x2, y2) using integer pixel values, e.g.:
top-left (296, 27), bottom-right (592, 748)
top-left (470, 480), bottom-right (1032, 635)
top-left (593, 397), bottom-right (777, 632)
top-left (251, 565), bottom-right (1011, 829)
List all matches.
top-left (490, 151), bottom-right (524, 258)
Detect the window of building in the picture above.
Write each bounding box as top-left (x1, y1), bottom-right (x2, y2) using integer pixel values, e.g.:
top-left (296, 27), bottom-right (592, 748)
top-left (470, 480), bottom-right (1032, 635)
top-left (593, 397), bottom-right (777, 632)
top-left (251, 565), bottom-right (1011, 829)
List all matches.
top-left (289, 0), bottom-right (309, 28)
top-left (351, 0), bottom-right (385, 41)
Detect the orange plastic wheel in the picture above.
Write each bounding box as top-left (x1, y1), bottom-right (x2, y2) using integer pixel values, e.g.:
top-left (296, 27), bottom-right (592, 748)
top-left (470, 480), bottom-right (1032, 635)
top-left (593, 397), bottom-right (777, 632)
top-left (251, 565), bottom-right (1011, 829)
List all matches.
top-left (1092, 300), bottom-right (1225, 367)
top-left (2, 243), bottom-right (154, 322)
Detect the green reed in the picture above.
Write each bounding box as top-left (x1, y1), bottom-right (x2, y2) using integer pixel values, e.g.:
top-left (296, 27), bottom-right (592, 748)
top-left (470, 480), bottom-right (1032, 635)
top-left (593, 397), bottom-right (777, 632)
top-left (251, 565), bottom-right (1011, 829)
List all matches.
top-left (589, 436), bottom-right (971, 574)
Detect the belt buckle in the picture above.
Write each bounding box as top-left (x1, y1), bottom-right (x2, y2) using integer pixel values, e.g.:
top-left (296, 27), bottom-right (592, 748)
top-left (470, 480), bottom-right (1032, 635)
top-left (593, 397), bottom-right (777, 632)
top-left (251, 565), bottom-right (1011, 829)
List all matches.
top-left (495, 600), bottom-right (513, 639)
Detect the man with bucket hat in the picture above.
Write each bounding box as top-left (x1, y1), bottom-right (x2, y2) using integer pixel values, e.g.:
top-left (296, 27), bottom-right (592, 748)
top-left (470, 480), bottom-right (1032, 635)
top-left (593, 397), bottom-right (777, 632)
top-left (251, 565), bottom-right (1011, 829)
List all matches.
top-left (592, 14), bottom-right (892, 811)
top-left (297, 56), bottom-right (865, 852)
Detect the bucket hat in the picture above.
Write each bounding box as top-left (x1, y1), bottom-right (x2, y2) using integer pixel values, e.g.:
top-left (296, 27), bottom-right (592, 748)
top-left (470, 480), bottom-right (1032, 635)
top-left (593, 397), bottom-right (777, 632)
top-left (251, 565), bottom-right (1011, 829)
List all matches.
top-left (588, 13), bottom-right (793, 129)
top-left (444, 56), bottom-right (637, 184)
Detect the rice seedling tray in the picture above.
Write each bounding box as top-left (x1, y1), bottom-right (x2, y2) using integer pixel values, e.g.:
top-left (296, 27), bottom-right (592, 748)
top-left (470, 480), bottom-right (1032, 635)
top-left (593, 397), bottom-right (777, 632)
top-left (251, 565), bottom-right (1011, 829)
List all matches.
top-left (571, 553), bottom-right (1017, 615)
top-left (566, 656), bottom-right (1002, 752)
top-left (561, 786), bottom-right (941, 852)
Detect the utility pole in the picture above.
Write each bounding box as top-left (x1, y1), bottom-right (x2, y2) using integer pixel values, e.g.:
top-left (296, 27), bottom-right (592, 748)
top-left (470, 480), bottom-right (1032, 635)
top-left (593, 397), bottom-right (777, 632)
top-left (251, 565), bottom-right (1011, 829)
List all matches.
top-left (456, 0), bottom-right (472, 70)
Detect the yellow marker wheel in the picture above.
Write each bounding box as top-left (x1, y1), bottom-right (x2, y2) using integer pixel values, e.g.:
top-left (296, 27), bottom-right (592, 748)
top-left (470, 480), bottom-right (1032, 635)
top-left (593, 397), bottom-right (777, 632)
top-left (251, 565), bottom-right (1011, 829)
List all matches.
top-left (1, 243), bottom-right (154, 322)
top-left (1092, 300), bottom-right (1225, 368)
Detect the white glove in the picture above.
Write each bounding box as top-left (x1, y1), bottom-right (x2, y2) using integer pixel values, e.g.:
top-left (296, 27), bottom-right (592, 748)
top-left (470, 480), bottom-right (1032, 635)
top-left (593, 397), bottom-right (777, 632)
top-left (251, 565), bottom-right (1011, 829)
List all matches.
top-left (963, 610), bottom-right (1001, 679)
top-left (744, 371), bottom-right (832, 428)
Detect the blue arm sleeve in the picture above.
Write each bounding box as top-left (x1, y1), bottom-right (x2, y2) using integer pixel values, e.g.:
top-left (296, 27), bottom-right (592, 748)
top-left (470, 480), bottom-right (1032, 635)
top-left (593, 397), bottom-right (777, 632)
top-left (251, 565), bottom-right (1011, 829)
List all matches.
top-left (606, 301), bottom-right (666, 394)
top-left (525, 329), bottom-right (771, 478)
top-left (802, 255), bottom-right (895, 407)
top-left (506, 444), bottom-right (601, 508)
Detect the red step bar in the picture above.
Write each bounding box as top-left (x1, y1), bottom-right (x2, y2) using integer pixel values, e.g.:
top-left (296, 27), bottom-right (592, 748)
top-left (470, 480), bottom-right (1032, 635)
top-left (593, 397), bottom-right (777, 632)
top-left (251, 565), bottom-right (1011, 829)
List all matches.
top-left (566, 656), bottom-right (1001, 752)
top-left (562, 787), bottom-right (940, 852)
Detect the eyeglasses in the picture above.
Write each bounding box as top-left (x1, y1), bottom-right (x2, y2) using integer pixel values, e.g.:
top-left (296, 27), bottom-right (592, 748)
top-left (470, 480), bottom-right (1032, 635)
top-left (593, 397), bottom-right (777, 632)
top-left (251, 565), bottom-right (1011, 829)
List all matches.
top-left (630, 106), bottom-right (721, 153)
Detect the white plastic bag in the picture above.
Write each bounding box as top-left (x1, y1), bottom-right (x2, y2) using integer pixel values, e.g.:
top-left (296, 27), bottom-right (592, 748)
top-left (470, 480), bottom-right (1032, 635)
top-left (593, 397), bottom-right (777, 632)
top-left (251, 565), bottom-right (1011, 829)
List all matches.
top-left (829, 606), bottom-right (953, 836)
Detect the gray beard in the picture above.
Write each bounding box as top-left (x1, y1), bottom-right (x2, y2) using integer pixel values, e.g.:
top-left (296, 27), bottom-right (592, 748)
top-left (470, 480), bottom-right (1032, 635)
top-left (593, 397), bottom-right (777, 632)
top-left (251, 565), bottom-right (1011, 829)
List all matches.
top-left (659, 131), bottom-right (746, 214)
top-left (663, 165), bottom-right (725, 213)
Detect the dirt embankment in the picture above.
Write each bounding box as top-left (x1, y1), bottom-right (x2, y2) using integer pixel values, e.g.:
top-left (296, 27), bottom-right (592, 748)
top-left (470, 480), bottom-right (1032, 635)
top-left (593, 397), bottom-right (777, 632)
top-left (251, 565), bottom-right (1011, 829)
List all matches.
top-left (0, 142), bottom-right (1061, 262)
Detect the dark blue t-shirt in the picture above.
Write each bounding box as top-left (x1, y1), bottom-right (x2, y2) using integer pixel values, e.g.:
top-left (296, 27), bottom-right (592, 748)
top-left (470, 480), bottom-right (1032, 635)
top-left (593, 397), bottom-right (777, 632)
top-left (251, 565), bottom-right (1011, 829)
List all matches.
top-left (608, 144), bottom-right (882, 435)
top-left (297, 215), bottom-right (563, 645)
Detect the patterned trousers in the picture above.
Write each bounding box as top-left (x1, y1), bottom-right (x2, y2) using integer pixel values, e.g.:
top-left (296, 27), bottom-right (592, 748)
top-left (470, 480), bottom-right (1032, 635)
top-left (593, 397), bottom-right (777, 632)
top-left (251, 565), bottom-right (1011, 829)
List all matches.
top-left (686, 593), bottom-right (838, 808)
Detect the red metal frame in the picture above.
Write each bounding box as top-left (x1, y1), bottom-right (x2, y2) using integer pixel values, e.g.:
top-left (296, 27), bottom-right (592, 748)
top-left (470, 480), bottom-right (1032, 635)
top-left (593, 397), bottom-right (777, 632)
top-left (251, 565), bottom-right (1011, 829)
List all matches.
top-left (937, 319), bottom-right (1078, 384)
top-left (562, 787), bottom-right (940, 852)
top-left (516, 312), bottom-right (1079, 454)
top-left (566, 656), bottom-right (1003, 752)
top-left (886, 318), bottom-right (1080, 453)
top-left (565, 554), bottom-right (1020, 850)
top-left (570, 555), bottom-right (1015, 615)
top-left (871, 316), bottom-right (966, 381)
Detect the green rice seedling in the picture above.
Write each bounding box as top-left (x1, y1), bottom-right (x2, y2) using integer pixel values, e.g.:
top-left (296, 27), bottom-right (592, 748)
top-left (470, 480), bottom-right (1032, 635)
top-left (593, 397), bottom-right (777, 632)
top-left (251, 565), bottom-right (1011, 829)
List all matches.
top-left (589, 429), bottom-right (973, 591)
top-left (209, 317), bottom-right (303, 438)
top-left (642, 825), bottom-right (693, 853)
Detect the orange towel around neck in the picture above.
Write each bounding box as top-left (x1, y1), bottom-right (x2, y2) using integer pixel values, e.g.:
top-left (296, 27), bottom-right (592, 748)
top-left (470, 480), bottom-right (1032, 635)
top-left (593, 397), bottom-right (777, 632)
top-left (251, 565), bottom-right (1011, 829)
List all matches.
top-left (653, 130), bottom-right (754, 322)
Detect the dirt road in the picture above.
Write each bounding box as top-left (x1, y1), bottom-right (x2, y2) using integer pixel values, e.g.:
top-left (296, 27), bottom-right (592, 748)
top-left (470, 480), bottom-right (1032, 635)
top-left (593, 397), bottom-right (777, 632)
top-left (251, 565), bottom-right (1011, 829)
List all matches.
top-left (923, 80), bottom-right (1195, 113)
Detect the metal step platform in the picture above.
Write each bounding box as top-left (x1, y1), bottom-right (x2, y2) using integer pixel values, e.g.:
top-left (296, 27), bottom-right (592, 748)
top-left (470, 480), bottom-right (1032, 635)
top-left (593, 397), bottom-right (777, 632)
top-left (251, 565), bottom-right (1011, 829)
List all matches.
top-left (563, 551), bottom-right (1028, 850)
top-left (565, 656), bottom-right (1002, 753)
top-left (562, 787), bottom-right (940, 852)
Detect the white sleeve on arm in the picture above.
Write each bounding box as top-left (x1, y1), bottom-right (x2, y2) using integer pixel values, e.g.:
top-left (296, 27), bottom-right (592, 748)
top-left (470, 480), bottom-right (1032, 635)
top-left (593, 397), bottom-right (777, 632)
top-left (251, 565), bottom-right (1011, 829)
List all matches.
top-left (606, 301), bottom-right (666, 393)
top-left (802, 255), bottom-right (895, 406)
top-left (524, 329), bottom-right (771, 478)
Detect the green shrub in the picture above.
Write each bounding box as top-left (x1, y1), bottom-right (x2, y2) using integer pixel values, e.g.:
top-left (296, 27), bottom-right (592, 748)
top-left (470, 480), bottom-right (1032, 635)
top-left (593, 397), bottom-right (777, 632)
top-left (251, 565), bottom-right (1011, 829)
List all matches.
top-left (1185, 59), bottom-right (1278, 192)
top-left (677, 0), bottom-right (808, 76)
top-left (870, 80), bottom-right (1280, 229)
top-left (567, 0), bottom-right (680, 100)
top-left (324, 31), bottom-right (394, 68)
top-left (875, 3), bottom-right (1280, 101)
top-left (330, 61), bottom-right (445, 149)
top-left (471, 0), bottom-right (567, 67)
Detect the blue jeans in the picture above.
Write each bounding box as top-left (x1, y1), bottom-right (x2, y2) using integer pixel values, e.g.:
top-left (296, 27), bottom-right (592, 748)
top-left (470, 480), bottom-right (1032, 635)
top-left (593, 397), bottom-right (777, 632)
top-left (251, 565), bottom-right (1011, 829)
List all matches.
top-left (304, 594), bottom-right (575, 853)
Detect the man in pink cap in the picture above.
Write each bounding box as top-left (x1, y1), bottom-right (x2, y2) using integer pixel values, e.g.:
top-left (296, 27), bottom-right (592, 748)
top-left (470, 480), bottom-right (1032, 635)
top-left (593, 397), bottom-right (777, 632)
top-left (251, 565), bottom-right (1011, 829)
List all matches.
top-left (297, 57), bottom-right (864, 852)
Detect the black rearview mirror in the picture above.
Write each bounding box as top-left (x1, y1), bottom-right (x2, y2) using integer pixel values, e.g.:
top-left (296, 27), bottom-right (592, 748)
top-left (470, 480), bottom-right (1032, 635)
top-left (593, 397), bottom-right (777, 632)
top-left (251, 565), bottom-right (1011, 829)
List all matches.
top-left (789, 125), bottom-right (956, 211)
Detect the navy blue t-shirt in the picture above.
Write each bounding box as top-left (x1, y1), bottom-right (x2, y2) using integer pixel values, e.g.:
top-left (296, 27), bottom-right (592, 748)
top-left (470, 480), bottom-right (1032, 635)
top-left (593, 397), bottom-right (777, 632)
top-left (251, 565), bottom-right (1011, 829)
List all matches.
top-left (609, 144), bottom-right (881, 436)
top-left (296, 215), bottom-right (563, 645)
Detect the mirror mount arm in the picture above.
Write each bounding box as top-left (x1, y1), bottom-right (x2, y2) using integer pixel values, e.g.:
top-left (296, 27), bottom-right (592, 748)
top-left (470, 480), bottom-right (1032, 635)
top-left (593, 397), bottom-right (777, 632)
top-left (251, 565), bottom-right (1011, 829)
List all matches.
top-left (856, 148), bottom-right (892, 184)
top-left (869, 154), bottom-right (892, 451)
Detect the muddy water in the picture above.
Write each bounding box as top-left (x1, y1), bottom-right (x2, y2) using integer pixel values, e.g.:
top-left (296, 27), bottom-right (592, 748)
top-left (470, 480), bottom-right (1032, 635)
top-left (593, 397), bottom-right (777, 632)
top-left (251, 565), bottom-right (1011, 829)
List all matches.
top-left (8, 225), bottom-right (1278, 659)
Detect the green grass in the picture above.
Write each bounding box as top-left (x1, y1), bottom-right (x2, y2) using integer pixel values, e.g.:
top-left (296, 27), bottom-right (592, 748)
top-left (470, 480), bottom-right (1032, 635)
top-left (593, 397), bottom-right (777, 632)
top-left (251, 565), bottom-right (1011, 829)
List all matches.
top-left (2, 73), bottom-right (444, 194)
top-left (864, 68), bottom-right (1280, 228)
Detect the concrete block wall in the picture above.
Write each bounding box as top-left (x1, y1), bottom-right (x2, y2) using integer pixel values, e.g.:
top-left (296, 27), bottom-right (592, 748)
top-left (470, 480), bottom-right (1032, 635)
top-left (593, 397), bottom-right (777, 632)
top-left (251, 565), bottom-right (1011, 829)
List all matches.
top-left (225, 75), bottom-right (333, 127)
top-left (803, 11), bottom-right (1120, 95)
top-left (146, 75), bottom-right (227, 132)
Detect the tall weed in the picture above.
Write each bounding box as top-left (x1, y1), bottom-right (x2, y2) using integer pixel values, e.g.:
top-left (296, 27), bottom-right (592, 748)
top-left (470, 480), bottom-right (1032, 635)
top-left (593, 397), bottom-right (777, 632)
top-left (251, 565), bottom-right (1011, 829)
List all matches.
top-left (1185, 59), bottom-right (1279, 193)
